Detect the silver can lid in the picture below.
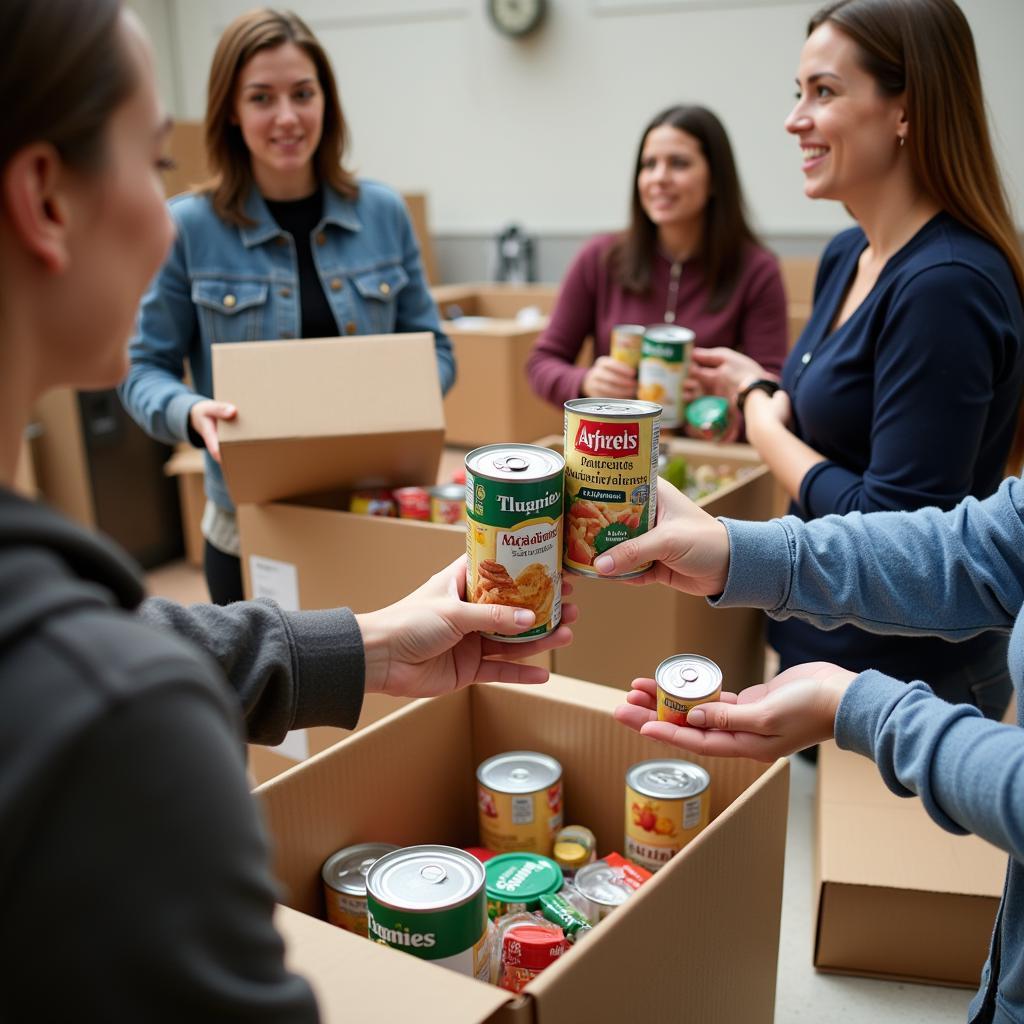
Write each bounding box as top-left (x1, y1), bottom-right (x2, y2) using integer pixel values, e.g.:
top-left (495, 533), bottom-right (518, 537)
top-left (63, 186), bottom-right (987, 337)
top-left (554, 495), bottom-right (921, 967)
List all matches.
top-left (429, 483), bottom-right (464, 500)
top-left (626, 759), bottom-right (710, 800)
top-left (465, 444), bottom-right (565, 483)
top-left (643, 324), bottom-right (696, 344)
top-left (612, 323), bottom-right (646, 336)
top-left (477, 750), bottom-right (562, 793)
top-left (366, 845), bottom-right (484, 912)
top-left (655, 654), bottom-right (723, 702)
top-left (564, 398), bottom-right (662, 420)
top-left (573, 861), bottom-right (634, 907)
top-left (321, 842), bottom-right (399, 897)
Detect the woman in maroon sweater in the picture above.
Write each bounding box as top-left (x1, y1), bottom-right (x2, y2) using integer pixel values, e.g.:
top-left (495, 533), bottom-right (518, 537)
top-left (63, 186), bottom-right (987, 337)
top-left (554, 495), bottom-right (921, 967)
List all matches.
top-left (526, 104), bottom-right (787, 417)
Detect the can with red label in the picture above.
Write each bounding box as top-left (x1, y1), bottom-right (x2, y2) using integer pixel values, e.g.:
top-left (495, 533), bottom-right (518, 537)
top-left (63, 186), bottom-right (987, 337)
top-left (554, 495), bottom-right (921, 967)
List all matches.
top-left (563, 398), bottom-right (660, 579)
top-left (430, 483), bottom-right (466, 525)
top-left (394, 486), bottom-right (431, 520)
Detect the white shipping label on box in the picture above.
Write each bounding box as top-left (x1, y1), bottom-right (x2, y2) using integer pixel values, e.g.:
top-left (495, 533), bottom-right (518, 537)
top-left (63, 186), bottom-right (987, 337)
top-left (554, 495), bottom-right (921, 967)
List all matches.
top-left (250, 555), bottom-right (300, 612)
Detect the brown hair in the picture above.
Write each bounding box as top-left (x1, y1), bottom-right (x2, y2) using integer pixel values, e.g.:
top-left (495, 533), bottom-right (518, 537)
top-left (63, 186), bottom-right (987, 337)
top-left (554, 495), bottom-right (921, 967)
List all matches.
top-left (1, 0), bottom-right (135, 175)
top-left (201, 7), bottom-right (358, 225)
top-left (809, 0), bottom-right (1024, 474)
top-left (608, 105), bottom-right (761, 313)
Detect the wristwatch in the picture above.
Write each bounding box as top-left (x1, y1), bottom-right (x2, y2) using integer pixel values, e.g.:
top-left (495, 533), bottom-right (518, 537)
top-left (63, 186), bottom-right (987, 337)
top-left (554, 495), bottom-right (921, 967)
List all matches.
top-left (736, 378), bottom-right (781, 414)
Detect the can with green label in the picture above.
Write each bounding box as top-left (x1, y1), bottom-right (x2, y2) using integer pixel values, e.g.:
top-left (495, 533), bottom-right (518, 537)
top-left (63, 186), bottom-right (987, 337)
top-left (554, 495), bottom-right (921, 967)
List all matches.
top-left (484, 852), bottom-right (564, 920)
top-left (684, 395), bottom-right (730, 441)
top-left (638, 324), bottom-right (696, 429)
top-left (365, 845), bottom-right (490, 981)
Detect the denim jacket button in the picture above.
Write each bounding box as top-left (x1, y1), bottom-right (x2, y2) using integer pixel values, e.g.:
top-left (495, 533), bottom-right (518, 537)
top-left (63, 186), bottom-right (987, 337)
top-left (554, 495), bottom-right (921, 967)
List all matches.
top-left (345, 321), bottom-right (357, 335)
top-left (378, 281), bottom-right (391, 296)
top-left (275, 236), bottom-right (288, 247)
top-left (279, 287), bottom-right (292, 299)
top-left (315, 232), bottom-right (327, 246)
top-left (330, 278), bottom-right (343, 292)
top-left (222, 294), bottom-right (237, 309)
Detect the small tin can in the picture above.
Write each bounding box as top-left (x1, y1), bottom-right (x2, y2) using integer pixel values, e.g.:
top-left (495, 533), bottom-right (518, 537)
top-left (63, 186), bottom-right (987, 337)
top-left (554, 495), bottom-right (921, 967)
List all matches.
top-left (571, 853), bottom-right (651, 924)
top-left (656, 654), bottom-right (723, 726)
top-left (552, 825), bottom-right (597, 879)
top-left (349, 488), bottom-right (397, 516)
top-left (394, 486), bottom-right (431, 520)
top-left (625, 759), bottom-right (711, 872)
top-left (429, 483), bottom-right (466, 525)
top-left (366, 845), bottom-right (490, 981)
top-left (484, 852), bottom-right (564, 920)
top-left (563, 398), bottom-right (660, 578)
top-left (321, 842), bottom-right (399, 936)
top-left (637, 324), bottom-right (696, 429)
top-left (465, 444), bottom-right (564, 642)
top-left (609, 323), bottom-right (645, 370)
top-left (684, 395), bottom-right (730, 441)
top-left (477, 750), bottom-right (563, 855)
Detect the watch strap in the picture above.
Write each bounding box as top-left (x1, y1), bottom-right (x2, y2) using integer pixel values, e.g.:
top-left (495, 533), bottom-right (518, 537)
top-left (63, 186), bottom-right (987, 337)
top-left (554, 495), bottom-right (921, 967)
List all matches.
top-left (736, 378), bottom-right (780, 414)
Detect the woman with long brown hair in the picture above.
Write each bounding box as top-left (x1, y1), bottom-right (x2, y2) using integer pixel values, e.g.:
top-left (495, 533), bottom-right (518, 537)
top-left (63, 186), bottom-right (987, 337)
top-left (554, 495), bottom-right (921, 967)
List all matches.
top-left (119, 8), bottom-right (454, 605)
top-left (694, 0), bottom-right (1024, 722)
top-left (526, 104), bottom-right (788, 414)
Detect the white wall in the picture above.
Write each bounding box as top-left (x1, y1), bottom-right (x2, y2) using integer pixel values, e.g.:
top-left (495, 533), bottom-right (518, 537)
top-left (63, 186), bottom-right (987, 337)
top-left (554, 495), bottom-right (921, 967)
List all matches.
top-left (141, 0), bottom-right (1023, 237)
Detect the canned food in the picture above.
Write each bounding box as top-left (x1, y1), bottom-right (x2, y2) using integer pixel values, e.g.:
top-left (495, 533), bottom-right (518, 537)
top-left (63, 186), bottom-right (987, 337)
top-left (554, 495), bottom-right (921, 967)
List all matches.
top-left (563, 398), bottom-right (660, 578)
top-left (637, 324), bottom-right (696, 429)
top-left (609, 323), bottom-right (645, 370)
top-left (625, 759), bottom-right (711, 872)
top-left (394, 486), bottom-right (431, 520)
top-left (321, 842), bottom-right (399, 936)
top-left (538, 891), bottom-right (593, 942)
top-left (684, 395), bottom-right (730, 441)
top-left (477, 750), bottom-right (563, 855)
top-left (429, 483), bottom-right (466, 525)
top-left (484, 852), bottom-right (563, 920)
top-left (465, 444), bottom-right (564, 642)
top-left (552, 825), bottom-right (596, 878)
top-left (349, 488), bottom-right (397, 516)
top-left (656, 654), bottom-right (723, 726)
top-left (366, 845), bottom-right (490, 981)
top-left (571, 853), bottom-right (651, 924)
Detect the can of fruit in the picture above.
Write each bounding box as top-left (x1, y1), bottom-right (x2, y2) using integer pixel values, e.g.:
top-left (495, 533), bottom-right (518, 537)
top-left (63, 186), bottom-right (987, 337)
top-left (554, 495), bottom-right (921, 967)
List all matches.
top-left (637, 324), bottom-right (696, 429)
top-left (655, 654), bottom-right (723, 726)
top-left (394, 486), bottom-right (431, 520)
top-left (366, 845), bottom-right (490, 981)
top-left (625, 759), bottom-right (711, 872)
top-left (684, 395), bottom-right (730, 441)
top-left (429, 483), bottom-right (466, 525)
top-left (477, 750), bottom-right (563, 855)
top-left (609, 323), bottom-right (645, 370)
top-left (484, 852), bottom-right (564, 920)
top-left (349, 488), bottom-right (397, 516)
top-left (321, 842), bottom-right (399, 936)
top-left (465, 444), bottom-right (564, 642)
top-left (563, 398), bottom-right (660, 578)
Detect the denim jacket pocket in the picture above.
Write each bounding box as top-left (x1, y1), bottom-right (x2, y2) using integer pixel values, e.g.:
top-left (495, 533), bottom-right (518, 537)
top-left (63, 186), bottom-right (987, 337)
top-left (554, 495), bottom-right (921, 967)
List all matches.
top-left (351, 264), bottom-right (409, 334)
top-left (192, 280), bottom-right (270, 344)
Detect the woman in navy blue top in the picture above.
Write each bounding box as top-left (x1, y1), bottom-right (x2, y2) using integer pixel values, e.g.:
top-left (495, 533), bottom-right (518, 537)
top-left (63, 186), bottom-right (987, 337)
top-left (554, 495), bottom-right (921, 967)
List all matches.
top-left (692, 0), bottom-right (1024, 717)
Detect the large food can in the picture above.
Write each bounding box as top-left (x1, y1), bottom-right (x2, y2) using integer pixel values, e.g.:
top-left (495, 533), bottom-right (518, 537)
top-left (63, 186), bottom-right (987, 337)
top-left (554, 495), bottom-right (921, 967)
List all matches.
top-left (625, 759), bottom-right (711, 872)
top-left (321, 842), bottom-right (399, 936)
top-left (655, 654), bottom-right (723, 726)
top-left (637, 324), bottom-right (696, 429)
top-left (563, 398), bottom-right (660, 578)
top-left (609, 323), bottom-right (646, 370)
top-left (477, 751), bottom-right (563, 855)
top-left (465, 444), bottom-right (564, 642)
top-left (366, 845), bottom-right (490, 981)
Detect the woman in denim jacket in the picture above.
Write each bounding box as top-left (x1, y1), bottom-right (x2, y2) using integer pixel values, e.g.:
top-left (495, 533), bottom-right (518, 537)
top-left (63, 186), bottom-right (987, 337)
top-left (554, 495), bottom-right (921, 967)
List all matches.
top-left (119, 9), bottom-right (454, 603)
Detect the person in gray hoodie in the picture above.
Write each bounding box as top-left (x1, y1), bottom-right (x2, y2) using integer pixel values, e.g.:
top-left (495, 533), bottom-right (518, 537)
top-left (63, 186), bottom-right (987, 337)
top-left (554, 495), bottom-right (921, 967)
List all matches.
top-left (0, 2), bottom-right (574, 1020)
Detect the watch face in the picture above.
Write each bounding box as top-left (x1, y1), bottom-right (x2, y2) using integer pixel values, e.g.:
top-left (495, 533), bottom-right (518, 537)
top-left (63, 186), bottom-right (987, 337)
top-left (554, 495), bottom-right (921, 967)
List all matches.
top-left (488, 0), bottom-right (546, 37)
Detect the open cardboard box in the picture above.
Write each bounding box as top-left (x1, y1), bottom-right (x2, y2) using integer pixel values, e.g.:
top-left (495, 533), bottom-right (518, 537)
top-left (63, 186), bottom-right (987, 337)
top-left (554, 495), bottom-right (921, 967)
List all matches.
top-left (258, 675), bottom-right (789, 1023)
top-left (164, 444), bottom-right (205, 569)
top-left (815, 741), bottom-right (1003, 987)
top-left (430, 284), bottom-right (565, 448)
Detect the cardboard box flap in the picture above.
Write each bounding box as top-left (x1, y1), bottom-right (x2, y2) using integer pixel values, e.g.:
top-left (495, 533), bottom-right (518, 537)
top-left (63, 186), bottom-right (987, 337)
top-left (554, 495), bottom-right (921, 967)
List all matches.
top-left (212, 333), bottom-right (444, 503)
top-left (276, 906), bottom-right (517, 1023)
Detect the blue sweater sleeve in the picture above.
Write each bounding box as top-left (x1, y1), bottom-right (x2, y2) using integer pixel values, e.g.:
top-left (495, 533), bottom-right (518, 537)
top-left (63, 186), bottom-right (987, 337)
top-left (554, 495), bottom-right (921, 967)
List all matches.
top-left (800, 262), bottom-right (1012, 516)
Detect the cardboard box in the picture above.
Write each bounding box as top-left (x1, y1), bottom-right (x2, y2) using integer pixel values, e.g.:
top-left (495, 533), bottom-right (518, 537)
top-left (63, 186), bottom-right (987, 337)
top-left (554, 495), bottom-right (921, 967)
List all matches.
top-left (164, 444), bottom-right (205, 568)
top-left (14, 432), bottom-right (38, 499)
top-left (403, 192), bottom-right (439, 286)
top-left (213, 333), bottom-right (444, 505)
top-left (537, 435), bottom-right (774, 691)
top-left (815, 740), bottom-right (1003, 987)
top-left (430, 284), bottom-right (566, 448)
top-left (258, 675), bottom-right (790, 1023)
top-left (780, 257), bottom-right (819, 350)
top-left (31, 388), bottom-right (95, 528)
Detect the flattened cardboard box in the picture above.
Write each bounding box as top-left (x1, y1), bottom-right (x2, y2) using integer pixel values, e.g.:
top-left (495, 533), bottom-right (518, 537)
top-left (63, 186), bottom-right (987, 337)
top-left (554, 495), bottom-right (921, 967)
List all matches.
top-left (257, 675), bottom-right (790, 1023)
top-left (213, 333), bottom-right (444, 505)
top-left (815, 740), bottom-right (1004, 987)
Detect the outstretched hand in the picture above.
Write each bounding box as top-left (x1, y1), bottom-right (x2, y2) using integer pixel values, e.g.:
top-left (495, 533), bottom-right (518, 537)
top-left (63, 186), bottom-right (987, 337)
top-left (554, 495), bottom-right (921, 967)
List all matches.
top-left (614, 662), bottom-right (857, 762)
top-left (356, 556), bottom-right (577, 699)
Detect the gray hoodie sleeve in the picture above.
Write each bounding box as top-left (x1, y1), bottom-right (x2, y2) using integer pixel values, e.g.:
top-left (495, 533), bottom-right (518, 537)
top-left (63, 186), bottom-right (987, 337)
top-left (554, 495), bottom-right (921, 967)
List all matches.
top-left (138, 597), bottom-right (366, 745)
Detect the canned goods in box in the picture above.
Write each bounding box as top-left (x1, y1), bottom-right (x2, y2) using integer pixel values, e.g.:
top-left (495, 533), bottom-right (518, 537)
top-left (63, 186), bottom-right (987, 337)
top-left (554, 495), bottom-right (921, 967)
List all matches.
top-left (366, 845), bottom-right (490, 981)
top-left (552, 825), bottom-right (596, 878)
top-left (656, 654), bottom-right (723, 726)
top-left (321, 842), bottom-right (398, 936)
top-left (609, 323), bottom-right (645, 370)
top-left (484, 852), bottom-right (563, 920)
top-left (638, 324), bottom-right (696, 429)
top-left (625, 759), bottom-right (710, 872)
top-left (394, 486), bottom-right (431, 520)
top-left (429, 483), bottom-right (465, 525)
top-left (349, 488), bottom-right (396, 516)
top-left (563, 398), bottom-right (660, 578)
top-left (571, 853), bottom-right (650, 924)
top-left (477, 750), bottom-right (563, 855)
top-left (465, 444), bottom-right (564, 642)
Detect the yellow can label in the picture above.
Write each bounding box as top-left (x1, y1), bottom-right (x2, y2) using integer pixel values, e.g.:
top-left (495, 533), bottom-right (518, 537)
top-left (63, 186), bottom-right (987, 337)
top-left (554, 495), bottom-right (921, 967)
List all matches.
top-left (324, 890), bottom-right (369, 936)
top-left (478, 781), bottom-right (563, 856)
top-left (625, 783), bottom-right (709, 872)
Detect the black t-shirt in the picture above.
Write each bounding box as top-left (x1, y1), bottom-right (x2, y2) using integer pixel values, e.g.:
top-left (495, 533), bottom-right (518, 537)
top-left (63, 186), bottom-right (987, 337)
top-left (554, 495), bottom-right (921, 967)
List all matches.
top-left (265, 187), bottom-right (338, 339)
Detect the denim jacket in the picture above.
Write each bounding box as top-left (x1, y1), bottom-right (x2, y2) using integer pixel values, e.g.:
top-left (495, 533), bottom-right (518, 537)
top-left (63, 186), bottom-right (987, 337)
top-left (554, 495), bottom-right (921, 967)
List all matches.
top-left (717, 478), bottom-right (1024, 1023)
top-left (119, 179), bottom-right (454, 512)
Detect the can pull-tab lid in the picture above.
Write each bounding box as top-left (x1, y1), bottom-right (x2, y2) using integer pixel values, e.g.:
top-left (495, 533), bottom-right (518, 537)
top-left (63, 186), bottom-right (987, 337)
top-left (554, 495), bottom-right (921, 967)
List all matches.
top-left (495, 455), bottom-right (529, 473)
top-left (420, 863), bottom-right (448, 885)
top-left (681, 668), bottom-right (699, 683)
top-left (510, 767), bottom-right (531, 782)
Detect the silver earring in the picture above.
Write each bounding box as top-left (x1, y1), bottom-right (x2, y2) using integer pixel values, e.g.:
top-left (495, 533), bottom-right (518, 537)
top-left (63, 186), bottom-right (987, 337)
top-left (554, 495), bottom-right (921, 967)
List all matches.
top-left (899, 136), bottom-right (906, 148)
